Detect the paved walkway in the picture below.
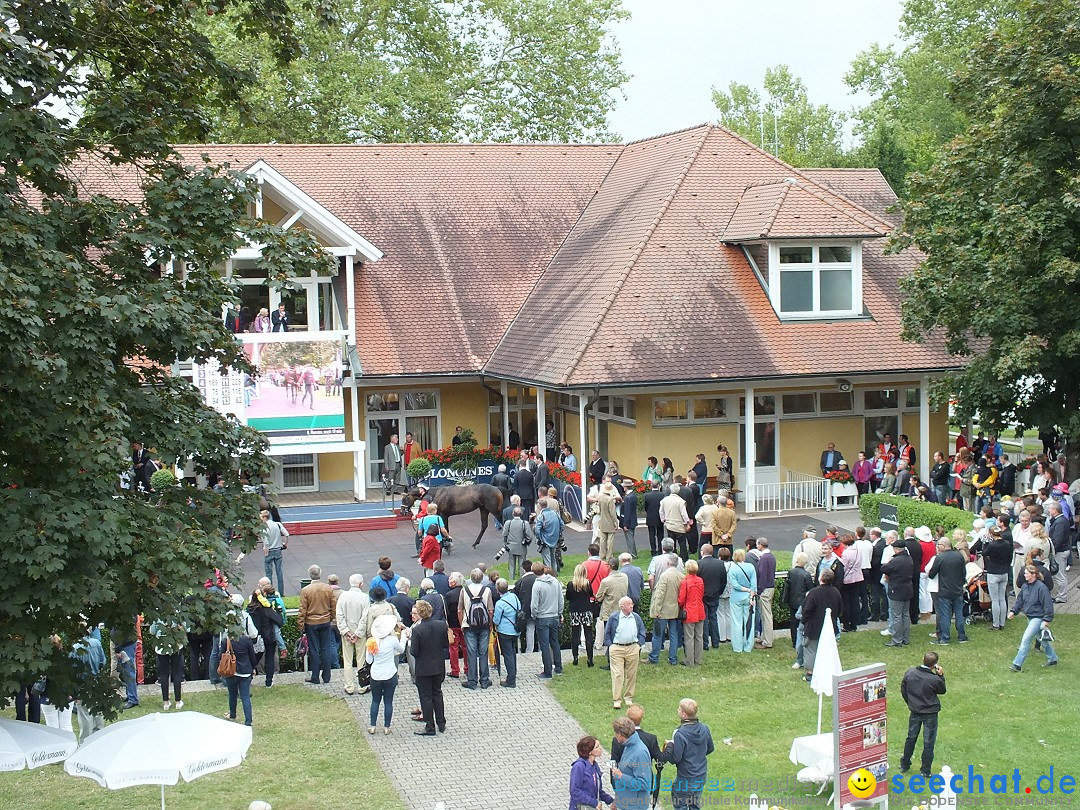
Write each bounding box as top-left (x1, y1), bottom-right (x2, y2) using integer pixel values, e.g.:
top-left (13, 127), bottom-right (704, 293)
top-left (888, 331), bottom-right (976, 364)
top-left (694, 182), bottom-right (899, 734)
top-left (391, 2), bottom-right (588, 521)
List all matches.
top-left (141, 653), bottom-right (588, 810)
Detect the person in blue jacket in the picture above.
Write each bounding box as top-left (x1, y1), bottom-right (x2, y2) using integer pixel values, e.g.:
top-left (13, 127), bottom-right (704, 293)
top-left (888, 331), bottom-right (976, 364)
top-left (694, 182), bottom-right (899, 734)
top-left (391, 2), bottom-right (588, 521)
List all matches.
top-left (660, 698), bottom-right (715, 809)
top-left (611, 716), bottom-right (652, 809)
top-left (569, 736), bottom-right (615, 810)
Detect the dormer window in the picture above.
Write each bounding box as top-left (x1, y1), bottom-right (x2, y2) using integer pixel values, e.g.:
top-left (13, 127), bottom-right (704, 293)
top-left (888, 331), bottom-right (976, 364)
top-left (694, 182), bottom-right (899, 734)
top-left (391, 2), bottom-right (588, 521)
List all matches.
top-left (767, 241), bottom-right (862, 318)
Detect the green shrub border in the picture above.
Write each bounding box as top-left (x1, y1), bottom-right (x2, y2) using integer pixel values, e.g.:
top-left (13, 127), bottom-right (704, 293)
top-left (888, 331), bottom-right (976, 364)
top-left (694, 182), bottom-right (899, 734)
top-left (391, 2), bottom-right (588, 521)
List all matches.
top-left (858, 493), bottom-right (974, 534)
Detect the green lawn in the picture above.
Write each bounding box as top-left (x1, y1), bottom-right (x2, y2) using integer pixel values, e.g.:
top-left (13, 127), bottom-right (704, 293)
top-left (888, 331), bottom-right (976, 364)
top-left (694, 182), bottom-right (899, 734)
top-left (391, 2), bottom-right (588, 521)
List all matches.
top-left (549, 614), bottom-right (1080, 798)
top-left (0, 685), bottom-right (404, 810)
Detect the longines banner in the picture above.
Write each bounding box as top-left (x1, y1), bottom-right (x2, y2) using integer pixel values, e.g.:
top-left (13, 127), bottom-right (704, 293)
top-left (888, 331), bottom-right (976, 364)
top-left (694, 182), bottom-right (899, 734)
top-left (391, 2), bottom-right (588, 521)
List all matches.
top-left (422, 463), bottom-right (498, 487)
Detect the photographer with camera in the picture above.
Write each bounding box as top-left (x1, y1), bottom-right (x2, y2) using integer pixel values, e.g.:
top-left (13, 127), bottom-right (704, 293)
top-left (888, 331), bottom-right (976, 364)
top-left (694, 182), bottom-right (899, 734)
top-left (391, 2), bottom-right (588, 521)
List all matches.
top-left (499, 506), bottom-right (535, 581)
top-left (899, 651), bottom-right (946, 779)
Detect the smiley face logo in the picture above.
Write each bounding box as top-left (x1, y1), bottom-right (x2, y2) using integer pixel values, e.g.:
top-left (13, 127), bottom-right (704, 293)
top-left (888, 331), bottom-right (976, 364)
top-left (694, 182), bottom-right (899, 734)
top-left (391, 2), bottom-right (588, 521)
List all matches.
top-left (848, 768), bottom-right (876, 799)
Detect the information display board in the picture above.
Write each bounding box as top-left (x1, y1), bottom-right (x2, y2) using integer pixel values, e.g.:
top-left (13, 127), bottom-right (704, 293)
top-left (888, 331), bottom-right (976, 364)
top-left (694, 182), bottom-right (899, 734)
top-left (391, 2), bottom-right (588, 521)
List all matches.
top-left (833, 663), bottom-right (889, 808)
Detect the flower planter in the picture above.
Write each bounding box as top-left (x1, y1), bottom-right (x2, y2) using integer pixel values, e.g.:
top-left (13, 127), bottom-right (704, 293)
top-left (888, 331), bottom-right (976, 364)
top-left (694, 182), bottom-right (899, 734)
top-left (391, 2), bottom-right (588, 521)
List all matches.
top-left (829, 481), bottom-right (859, 509)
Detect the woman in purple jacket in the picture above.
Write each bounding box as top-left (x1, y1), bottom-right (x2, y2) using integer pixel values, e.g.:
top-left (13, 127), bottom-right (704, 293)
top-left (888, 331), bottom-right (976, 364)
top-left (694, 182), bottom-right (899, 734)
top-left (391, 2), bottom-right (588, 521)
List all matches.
top-left (569, 735), bottom-right (615, 810)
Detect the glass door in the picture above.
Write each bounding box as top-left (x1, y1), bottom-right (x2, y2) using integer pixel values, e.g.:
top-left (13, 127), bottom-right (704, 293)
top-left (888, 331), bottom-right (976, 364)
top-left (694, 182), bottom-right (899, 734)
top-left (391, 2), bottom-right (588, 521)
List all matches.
top-left (367, 417), bottom-right (401, 483)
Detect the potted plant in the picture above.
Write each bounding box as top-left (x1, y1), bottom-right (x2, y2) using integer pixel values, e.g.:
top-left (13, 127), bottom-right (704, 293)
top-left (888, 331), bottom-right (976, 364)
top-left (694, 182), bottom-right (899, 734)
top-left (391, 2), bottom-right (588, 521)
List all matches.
top-left (825, 469), bottom-right (858, 507)
top-left (406, 457), bottom-right (431, 484)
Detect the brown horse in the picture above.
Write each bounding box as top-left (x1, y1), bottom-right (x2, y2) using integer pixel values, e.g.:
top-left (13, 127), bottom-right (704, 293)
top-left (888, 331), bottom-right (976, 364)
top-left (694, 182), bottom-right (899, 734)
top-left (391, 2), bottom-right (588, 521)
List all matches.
top-left (402, 484), bottom-right (504, 548)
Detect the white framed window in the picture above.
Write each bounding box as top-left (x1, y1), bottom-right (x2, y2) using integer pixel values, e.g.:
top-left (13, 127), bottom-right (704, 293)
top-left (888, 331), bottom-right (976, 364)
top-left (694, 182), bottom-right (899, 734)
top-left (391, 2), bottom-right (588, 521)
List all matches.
top-left (653, 396), bottom-right (732, 426)
top-left (591, 396), bottom-right (636, 425)
top-left (767, 241), bottom-right (862, 318)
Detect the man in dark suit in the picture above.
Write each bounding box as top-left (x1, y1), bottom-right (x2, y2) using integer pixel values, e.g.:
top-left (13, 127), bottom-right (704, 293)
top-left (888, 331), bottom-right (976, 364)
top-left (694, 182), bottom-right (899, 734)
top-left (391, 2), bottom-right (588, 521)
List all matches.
top-left (131, 441), bottom-right (152, 492)
top-left (407, 600), bottom-right (449, 735)
top-left (271, 303), bottom-right (290, 332)
top-left (644, 482), bottom-right (664, 556)
top-left (903, 527), bottom-right (924, 624)
top-left (515, 561), bottom-right (538, 653)
top-left (610, 704), bottom-right (664, 802)
top-left (514, 462), bottom-right (535, 520)
top-left (589, 451), bottom-right (607, 488)
top-left (533, 456), bottom-right (550, 500)
top-left (677, 477), bottom-right (700, 557)
top-left (820, 442), bottom-right (843, 476)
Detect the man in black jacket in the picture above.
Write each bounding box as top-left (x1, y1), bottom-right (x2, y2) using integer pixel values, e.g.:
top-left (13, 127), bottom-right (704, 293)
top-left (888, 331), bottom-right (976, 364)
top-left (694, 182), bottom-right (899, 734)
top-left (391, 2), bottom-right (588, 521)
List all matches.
top-left (1047, 500), bottom-right (1070, 601)
top-left (883, 541), bottom-right (914, 646)
top-left (513, 462), bottom-right (535, 522)
top-left (490, 465), bottom-right (512, 521)
top-left (515, 561), bottom-right (537, 653)
top-left (869, 528), bottom-right (888, 622)
top-left (900, 651), bottom-right (946, 778)
top-left (929, 452), bottom-right (952, 505)
top-left (644, 482), bottom-right (664, 556)
top-left (407, 600), bottom-right (449, 735)
top-left (800, 569), bottom-right (842, 682)
top-left (903, 527), bottom-right (924, 624)
top-left (697, 544), bottom-right (727, 651)
top-left (785, 553), bottom-right (813, 661)
top-left (589, 450), bottom-right (606, 488)
top-left (927, 538), bottom-right (969, 644)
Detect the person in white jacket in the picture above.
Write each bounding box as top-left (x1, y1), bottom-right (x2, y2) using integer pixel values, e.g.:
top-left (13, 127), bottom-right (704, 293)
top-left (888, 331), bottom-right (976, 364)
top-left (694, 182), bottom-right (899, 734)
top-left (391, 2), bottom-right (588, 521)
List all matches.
top-left (337, 574), bottom-right (371, 695)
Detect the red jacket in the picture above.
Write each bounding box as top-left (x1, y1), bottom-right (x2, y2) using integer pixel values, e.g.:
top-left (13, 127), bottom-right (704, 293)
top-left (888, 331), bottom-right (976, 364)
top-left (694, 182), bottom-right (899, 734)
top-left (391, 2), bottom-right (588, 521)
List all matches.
top-left (678, 574), bottom-right (706, 623)
top-left (919, 540), bottom-right (937, 573)
top-left (419, 532), bottom-right (442, 569)
top-left (583, 558), bottom-right (610, 597)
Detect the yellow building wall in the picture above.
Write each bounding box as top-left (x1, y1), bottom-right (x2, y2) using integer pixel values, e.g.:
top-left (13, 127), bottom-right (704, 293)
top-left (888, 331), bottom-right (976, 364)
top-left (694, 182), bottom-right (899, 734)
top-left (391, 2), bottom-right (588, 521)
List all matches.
top-left (438, 382), bottom-right (491, 447)
top-left (319, 452), bottom-right (353, 483)
top-left (636, 419), bottom-right (741, 477)
top-left (780, 417), bottom-right (864, 476)
top-left (604, 421), bottom-right (641, 474)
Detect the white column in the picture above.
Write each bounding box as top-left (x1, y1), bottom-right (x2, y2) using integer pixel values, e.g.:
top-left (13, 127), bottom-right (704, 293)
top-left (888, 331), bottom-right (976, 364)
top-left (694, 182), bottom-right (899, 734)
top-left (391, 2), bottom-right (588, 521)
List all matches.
top-left (345, 255), bottom-right (356, 335)
top-left (579, 394), bottom-right (588, 520)
top-left (351, 379), bottom-right (364, 500)
top-left (744, 388), bottom-right (756, 514)
top-left (920, 376), bottom-right (931, 483)
top-left (536, 388), bottom-right (547, 460)
top-left (500, 381), bottom-right (509, 449)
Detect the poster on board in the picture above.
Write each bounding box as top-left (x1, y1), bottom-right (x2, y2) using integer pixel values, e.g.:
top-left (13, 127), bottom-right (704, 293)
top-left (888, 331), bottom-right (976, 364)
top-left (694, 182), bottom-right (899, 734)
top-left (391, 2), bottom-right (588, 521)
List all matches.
top-left (833, 663), bottom-right (890, 808)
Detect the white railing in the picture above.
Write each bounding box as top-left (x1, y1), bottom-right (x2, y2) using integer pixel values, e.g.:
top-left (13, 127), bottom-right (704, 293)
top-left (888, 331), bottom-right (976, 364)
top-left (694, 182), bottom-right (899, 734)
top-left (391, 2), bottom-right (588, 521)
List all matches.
top-left (745, 469), bottom-right (829, 515)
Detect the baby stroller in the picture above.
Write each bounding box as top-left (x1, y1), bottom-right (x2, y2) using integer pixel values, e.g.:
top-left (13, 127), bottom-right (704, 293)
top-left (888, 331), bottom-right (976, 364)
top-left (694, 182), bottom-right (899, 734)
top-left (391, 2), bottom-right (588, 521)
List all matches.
top-left (964, 571), bottom-right (992, 625)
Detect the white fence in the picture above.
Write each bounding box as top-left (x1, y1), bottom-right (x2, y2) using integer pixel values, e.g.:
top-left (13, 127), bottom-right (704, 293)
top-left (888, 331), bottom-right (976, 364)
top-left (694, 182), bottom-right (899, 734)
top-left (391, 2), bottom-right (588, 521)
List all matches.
top-left (745, 469), bottom-right (830, 515)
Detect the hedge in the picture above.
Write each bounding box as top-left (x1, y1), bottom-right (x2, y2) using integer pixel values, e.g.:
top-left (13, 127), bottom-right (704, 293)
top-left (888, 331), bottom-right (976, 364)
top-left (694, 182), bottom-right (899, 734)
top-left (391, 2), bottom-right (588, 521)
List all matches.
top-left (858, 493), bottom-right (975, 535)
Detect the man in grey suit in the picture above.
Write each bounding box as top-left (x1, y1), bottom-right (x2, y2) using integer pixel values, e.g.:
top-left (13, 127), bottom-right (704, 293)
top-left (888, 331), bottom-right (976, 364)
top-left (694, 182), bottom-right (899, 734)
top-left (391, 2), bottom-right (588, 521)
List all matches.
top-left (383, 434), bottom-right (403, 490)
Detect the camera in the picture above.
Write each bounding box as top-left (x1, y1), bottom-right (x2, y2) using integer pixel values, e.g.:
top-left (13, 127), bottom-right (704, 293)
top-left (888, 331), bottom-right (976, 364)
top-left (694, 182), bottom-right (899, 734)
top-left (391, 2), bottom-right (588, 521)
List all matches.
top-left (493, 546), bottom-right (508, 562)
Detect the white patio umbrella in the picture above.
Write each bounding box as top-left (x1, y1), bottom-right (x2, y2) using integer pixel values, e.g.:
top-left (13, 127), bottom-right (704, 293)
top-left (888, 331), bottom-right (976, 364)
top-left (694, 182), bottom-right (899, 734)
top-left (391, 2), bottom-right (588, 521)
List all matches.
top-left (0, 717), bottom-right (78, 771)
top-left (64, 711), bottom-right (252, 809)
top-left (809, 607), bottom-right (842, 734)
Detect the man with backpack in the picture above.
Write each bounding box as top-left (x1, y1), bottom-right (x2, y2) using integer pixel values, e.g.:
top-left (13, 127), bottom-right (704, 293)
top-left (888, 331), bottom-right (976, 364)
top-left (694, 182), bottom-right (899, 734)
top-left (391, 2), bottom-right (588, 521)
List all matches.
top-left (492, 578), bottom-right (522, 687)
top-left (458, 568), bottom-right (494, 690)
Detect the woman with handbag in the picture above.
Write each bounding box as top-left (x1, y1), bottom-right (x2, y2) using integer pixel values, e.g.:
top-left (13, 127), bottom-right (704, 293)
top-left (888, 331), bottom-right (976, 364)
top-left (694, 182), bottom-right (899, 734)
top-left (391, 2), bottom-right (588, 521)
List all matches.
top-left (568, 736), bottom-right (615, 810)
top-left (728, 549), bottom-right (757, 654)
top-left (222, 630), bottom-right (257, 726)
top-left (366, 614), bottom-right (405, 735)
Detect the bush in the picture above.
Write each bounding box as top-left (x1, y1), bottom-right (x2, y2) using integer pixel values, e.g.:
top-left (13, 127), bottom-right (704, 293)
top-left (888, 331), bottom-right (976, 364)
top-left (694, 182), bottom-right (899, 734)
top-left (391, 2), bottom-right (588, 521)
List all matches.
top-left (858, 493), bottom-right (974, 534)
top-left (406, 457), bottom-right (431, 481)
top-left (149, 468), bottom-right (177, 491)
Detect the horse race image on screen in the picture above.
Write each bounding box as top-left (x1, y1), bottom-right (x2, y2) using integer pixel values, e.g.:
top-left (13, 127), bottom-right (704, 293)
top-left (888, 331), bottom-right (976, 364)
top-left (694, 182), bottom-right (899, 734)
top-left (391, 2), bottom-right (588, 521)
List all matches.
top-left (241, 335), bottom-right (346, 445)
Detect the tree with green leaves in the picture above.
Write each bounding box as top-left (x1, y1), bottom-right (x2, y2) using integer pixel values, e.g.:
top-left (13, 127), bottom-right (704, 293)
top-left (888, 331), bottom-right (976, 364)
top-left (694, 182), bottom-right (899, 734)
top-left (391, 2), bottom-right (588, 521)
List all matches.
top-left (1, 0), bottom-right (333, 714)
top-left (197, 0), bottom-right (629, 143)
top-left (846, 0), bottom-right (1021, 194)
top-left (711, 65), bottom-right (847, 167)
top-left (896, 0), bottom-right (1080, 479)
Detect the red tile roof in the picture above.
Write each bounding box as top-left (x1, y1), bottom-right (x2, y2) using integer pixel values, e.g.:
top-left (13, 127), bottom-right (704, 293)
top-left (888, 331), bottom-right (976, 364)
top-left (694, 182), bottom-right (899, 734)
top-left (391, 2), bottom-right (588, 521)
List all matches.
top-left (486, 125), bottom-right (954, 387)
top-left (721, 177), bottom-right (893, 241)
top-left (61, 130), bottom-right (955, 386)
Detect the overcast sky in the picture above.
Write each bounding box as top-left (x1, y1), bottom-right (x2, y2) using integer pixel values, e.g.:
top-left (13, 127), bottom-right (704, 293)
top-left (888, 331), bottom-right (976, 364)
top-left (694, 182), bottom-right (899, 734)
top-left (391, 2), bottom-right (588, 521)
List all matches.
top-left (607, 0), bottom-right (906, 143)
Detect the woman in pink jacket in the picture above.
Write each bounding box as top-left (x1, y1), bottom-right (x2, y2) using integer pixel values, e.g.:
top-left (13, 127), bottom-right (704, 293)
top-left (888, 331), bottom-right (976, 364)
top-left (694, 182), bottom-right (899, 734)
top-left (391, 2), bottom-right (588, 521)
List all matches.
top-left (839, 535), bottom-right (864, 632)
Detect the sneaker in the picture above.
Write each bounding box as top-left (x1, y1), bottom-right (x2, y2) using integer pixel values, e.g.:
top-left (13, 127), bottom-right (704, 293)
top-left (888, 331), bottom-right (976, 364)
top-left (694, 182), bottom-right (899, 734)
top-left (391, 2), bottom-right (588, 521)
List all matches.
top-left (175, 701), bottom-right (183, 711)
top-left (958, 638), bottom-right (970, 644)
top-left (1009, 664), bottom-right (1022, 672)
top-left (930, 640), bottom-right (948, 645)
top-left (928, 632), bottom-right (938, 639)
top-left (791, 662), bottom-right (802, 670)
top-left (535, 673), bottom-right (553, 680)
top-left (163, 702), bottom-right (170, 712)
top-left (1042, 661), bottom-right (1058, 668)
top-left (880, 629), bottom-right (892, 636)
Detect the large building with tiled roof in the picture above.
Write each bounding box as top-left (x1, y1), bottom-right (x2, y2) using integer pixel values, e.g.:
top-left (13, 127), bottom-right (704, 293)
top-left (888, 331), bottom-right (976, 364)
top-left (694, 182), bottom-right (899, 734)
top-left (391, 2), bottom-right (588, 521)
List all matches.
top-left (90, 125), bottom-right (957, 504)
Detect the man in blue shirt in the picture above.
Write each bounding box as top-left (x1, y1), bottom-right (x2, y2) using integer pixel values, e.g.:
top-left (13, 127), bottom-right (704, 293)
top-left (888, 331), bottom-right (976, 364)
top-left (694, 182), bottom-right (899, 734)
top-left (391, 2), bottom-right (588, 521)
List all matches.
top-left (73, 630), bottom-right (107, 741)
top-left (604, 596), bottom-right (646, 710)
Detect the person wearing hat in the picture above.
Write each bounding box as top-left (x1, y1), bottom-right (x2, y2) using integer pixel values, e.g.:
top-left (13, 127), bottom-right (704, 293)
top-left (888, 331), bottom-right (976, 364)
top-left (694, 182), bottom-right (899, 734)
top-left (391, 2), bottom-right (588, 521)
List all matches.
top-left (595, 480), bottom-right (622, 561)
top-left (365, 613), bottom-right (405, 734)
top-left (881, 540), bottom-right (914, 646)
